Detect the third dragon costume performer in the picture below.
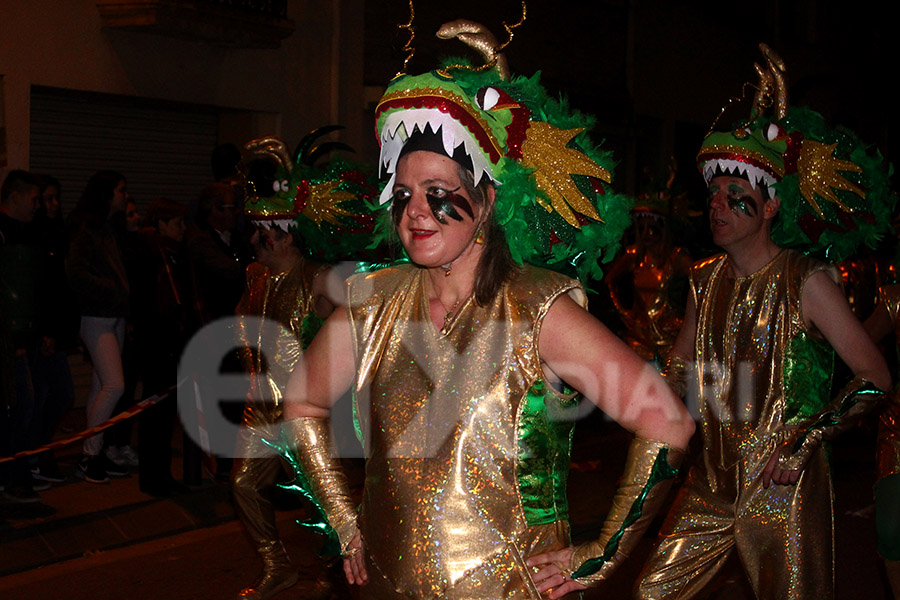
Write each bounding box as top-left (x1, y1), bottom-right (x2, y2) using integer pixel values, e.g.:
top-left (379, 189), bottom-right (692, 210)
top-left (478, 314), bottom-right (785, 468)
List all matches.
top-left (276, 6), bottom-right (695, 600)
top-left (231, 133), bottom-right (377, 600)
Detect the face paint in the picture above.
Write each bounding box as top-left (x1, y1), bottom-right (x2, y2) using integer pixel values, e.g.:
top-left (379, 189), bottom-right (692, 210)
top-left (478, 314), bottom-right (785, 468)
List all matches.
top-left (425, 186), bottom-right (473, 224)
top-left (709, 183), bottom-right (759, 217)
top-left (391, 188), bottom-right (411, 224)
top-left (391, 186), bottom-right (475, 224)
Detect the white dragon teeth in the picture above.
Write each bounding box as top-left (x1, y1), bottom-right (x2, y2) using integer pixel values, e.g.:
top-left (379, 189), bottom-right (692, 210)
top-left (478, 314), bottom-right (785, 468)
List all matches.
top-left (377, 109), bottom-right (501, 206)
top-left (251, 218), bottom-right (294, 231)
top-left (703, 159), bottom-right (777, 199)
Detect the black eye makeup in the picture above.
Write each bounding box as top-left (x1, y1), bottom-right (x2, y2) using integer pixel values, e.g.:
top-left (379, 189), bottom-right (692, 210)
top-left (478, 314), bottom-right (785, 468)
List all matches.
top-left (708, 183), bottom-right (759, 217)
top-left (425, 186), bottom-right (473, 224)
top-left (391, 188), bottom-right (411, 223)
top-left (391, 185), bottom-right (475, 225)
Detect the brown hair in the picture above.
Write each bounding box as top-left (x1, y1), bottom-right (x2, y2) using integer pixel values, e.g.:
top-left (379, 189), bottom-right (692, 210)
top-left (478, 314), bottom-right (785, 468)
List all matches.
top-left (458, 165), bottom-right (519, 306)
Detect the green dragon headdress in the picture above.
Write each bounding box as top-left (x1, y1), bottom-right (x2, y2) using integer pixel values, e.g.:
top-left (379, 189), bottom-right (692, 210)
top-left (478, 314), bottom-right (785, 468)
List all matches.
top-left (241, 127), bottom-right (380, 262)
top-left (374, 14), bottom-right (632, 283)
top-left (697, 44), bottom-right (895, 263)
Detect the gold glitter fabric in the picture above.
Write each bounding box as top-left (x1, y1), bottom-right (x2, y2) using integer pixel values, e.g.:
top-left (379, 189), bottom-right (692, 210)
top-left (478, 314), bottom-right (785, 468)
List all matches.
top-left (285, 417), bottom-right (360, 552)
top-left (236, 260), bottom-right (323, 428)
top-left (638, 249), bottom-right (838, 600)
top-left (777, 376), bottom-right (885, 471)
top-left (876, 284), bottom-right (900, 481)
top-left (346, 263), bottom-right (584, 599)
top-left (232, 259), bottom-right (324, 552)
top-left (691, 250), bottom-right (838, 476)
top-left (570, 438), bottom-right (683, 584)
top-left (637, 446), bottom-right (833, 599)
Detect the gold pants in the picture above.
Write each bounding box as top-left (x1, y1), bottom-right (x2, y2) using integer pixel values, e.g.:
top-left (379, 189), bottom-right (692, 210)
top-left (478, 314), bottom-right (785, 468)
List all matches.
top-left (358, 521), bottom-right (576, 599)
top-left (637, 447), bottom-right (834, 600)
top-left (232, 425), bottom-right (289, 551)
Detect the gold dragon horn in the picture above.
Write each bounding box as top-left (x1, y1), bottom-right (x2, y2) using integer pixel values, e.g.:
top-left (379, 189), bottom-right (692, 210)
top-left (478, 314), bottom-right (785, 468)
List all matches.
top-left (753, 43), bottom-right (788, 120)
top-left (245, 137), bottom-right (293, 173)
top-left (435, 1), bottom-right (527, 80)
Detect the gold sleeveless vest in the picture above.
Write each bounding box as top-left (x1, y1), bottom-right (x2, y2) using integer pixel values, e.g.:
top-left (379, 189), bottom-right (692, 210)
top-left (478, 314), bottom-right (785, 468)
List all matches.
top-left (347, 264), bottom-right (585, 598)
top-left (692, 249), bottom-right (838, 478)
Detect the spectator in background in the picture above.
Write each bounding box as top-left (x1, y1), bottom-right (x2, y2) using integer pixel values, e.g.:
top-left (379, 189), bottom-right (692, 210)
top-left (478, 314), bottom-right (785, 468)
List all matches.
top-left (66, 170), bottom-right (132, 484)
top-left (187, 182), bottom-right (251, 322)
top-left (104, 198), bottom-right (143, 469)
top-left (0, 169), bottom-right (45, 503)
top-left (28, 175), bottom-right (78, 484)
top-left (133, 198), bottom-right (200, 496)
top-left (125, 199), bottom-right (142, 233)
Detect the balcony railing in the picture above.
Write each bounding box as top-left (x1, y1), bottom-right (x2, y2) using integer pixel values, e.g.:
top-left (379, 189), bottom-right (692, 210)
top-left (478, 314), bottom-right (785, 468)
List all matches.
top-left (96, 0), bottom-right (295, 49)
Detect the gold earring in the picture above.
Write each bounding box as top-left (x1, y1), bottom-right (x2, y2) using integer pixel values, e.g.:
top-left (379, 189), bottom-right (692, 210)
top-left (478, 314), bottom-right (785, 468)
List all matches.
top-left (475, 227), bottom-right (485, 244)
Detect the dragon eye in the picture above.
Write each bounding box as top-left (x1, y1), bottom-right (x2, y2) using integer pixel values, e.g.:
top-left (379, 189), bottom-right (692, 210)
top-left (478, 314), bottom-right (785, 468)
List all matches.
top-left (764, 122), bottom-right (786, 142)
top-left (272, 181), bottom-right (282, 193)
top-left (476, 87), bottom-right (501, 110)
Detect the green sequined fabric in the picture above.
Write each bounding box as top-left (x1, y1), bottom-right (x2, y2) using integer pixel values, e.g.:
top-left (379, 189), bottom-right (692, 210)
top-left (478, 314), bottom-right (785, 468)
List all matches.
top-left (517, 379), bottom-right (579, 526)
top-left (783, 331), bottom-right (834, 424)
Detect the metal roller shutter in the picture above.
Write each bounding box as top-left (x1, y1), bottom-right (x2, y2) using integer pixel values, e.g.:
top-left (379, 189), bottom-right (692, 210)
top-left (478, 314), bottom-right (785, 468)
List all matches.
top-left (29, 85), bottom-right (219, 214)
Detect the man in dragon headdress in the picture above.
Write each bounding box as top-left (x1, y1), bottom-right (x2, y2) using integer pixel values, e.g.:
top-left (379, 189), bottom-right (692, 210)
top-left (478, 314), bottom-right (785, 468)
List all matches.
top-left (637, 45), bottom-right (894, 600)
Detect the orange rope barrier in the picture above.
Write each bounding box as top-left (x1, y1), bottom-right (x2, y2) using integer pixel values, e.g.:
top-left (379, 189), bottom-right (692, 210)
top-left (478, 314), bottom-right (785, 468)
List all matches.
top-left (0, 385), bottom-right (175, 463)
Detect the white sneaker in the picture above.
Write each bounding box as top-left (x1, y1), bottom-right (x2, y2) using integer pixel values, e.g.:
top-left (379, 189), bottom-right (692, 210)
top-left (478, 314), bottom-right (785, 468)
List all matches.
top-left (106, 447), bottom-right (124, 466)
top-left (106, 445), bottom-right (140, 467)
top-left (119, 445), bottom-right (140, 466)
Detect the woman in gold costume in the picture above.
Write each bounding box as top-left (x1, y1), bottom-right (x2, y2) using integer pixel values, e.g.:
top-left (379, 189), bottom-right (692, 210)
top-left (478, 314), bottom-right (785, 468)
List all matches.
top-left (280, 16), bottom-right (695, 600)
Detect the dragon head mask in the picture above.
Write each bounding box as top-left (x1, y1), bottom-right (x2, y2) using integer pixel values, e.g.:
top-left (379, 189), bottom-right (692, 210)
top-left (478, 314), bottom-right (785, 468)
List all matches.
top-left (373, 18), bottom-right (631, 283)
top-left (697, 44), bottom-right (895, 262)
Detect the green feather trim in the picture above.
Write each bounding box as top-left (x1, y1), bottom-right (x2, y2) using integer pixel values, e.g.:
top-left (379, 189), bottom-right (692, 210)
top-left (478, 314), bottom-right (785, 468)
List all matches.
top-left (768, 107), bottom-right (895, 263)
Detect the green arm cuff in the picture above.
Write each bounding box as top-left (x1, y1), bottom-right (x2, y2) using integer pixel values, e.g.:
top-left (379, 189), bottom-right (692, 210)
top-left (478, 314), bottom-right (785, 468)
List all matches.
top-left (779, 376), bottom-right (886, 471)
top-left (570, 437), bottom-right (684, 583)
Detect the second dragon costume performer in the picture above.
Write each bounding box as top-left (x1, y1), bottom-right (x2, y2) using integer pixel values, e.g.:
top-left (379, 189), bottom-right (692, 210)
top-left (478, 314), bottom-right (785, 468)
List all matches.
top-left (637, 45), bottom-right (895, 600)
top-left (278, 8), bottom-right (695, 600)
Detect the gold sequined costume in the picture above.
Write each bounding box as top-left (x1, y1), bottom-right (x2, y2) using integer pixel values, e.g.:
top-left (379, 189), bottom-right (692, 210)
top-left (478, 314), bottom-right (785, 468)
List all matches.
top-left (638, 249), bottom-right (840, 600)
top-left (345, 263), bottom-right (584, 599)
top-left (232, 260), bottom-right (324, 568)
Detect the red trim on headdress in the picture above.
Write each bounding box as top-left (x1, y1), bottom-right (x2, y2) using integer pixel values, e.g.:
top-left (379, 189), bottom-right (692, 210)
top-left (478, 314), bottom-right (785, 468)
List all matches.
top-left (377, 96), bottom-right (502, 164)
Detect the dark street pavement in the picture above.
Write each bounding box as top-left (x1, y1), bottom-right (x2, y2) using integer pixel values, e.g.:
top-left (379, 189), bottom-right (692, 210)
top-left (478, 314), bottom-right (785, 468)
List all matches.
top-left (0, 406), bottom-right (892, 600)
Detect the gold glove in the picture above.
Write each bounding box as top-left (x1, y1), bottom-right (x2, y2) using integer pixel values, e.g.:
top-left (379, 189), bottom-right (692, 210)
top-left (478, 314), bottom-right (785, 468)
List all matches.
top-left (778, 376), bottom-right (886, 471)
top-left (283, 417), bottom-right (359, 555)
top-left (570, 437), bottom-right (684, 584)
